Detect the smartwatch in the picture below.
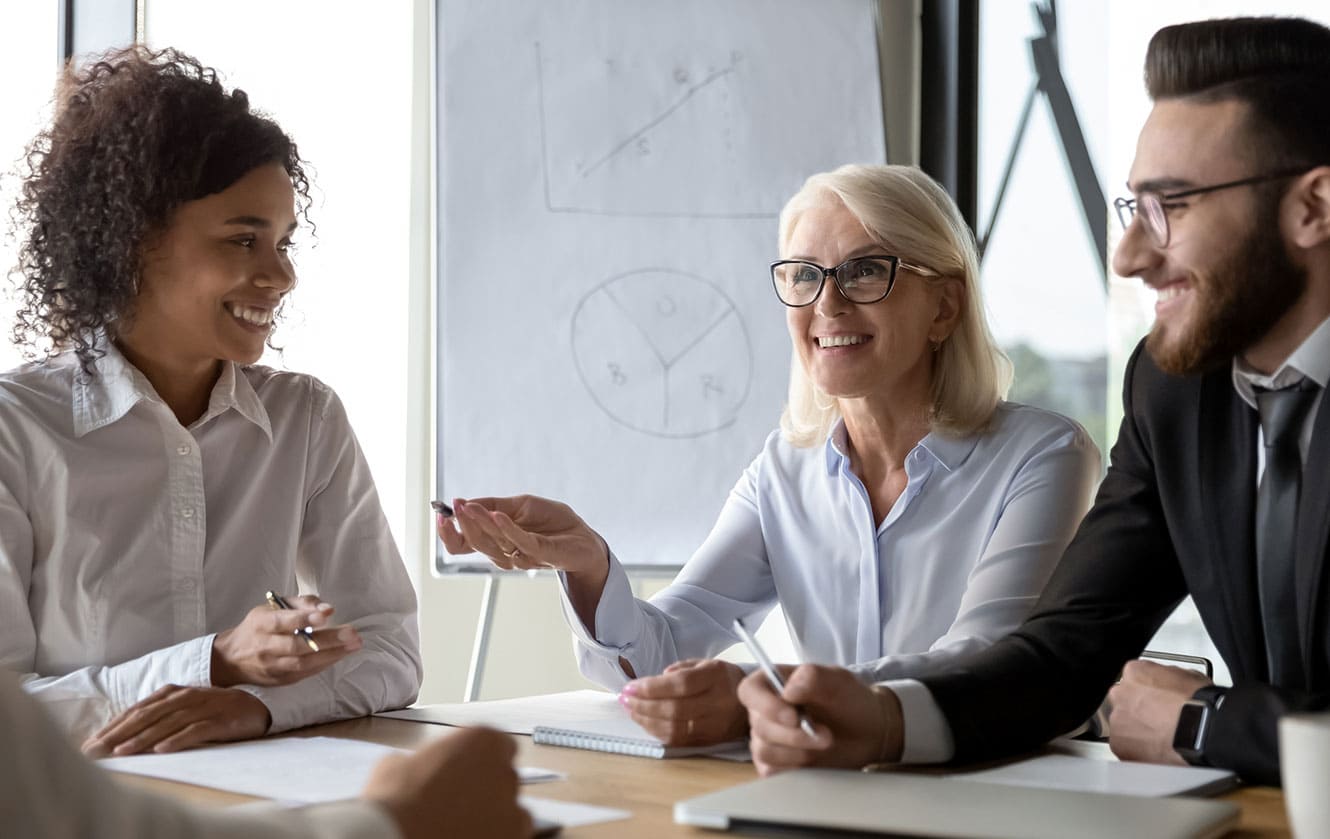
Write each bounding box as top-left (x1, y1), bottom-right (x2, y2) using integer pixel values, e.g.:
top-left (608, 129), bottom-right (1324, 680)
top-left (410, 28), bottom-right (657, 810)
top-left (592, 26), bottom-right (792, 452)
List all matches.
top-left (1172, 685), bottom-right (1227, 765)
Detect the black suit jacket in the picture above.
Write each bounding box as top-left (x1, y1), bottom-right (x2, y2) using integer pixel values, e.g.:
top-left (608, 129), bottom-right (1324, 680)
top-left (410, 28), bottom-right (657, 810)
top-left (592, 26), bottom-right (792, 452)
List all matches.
top-left (920, 340), bottom-right (1330, 785)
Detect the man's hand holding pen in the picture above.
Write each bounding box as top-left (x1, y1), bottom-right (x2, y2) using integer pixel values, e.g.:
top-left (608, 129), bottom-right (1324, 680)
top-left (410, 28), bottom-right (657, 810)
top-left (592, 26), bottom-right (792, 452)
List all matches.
top-left (211, 594), bottom-right (363, 687)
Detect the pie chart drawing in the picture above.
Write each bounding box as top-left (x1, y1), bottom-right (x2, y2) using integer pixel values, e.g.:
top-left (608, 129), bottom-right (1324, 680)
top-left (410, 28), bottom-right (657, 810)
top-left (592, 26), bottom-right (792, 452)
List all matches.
top-left (571, 269), bottom-right (753, 438)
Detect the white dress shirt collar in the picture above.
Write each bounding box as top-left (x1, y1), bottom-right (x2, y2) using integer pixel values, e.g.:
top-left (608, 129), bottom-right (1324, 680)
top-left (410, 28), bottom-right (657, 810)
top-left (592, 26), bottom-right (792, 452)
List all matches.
top-left (1231, 314), bottom-right (1330, 408)
top-left (72, 342), bottom-right (272, 440)
top-left (824, 417), bottom-right (981, 474)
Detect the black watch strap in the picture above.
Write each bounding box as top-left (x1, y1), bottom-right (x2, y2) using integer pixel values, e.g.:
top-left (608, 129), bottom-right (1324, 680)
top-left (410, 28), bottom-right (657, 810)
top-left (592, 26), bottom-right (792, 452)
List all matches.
top-left (1173, 686), bottom-right (1227, 766)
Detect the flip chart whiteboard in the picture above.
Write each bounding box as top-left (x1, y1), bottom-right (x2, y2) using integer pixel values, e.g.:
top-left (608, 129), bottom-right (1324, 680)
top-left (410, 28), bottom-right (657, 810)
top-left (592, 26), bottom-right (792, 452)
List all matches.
top-left (436, 0), bottom-right (886, 569)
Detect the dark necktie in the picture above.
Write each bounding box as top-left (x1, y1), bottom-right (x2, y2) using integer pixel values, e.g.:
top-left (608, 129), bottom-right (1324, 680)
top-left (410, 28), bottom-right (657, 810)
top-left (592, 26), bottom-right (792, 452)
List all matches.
top-left (1254, 380), bottom-right (1319, 685)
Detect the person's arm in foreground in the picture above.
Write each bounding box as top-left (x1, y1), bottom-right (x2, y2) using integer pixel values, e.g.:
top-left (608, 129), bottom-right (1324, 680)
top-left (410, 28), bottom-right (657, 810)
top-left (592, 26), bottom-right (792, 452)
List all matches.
top-left (0, 668), bottom-right (530, 839)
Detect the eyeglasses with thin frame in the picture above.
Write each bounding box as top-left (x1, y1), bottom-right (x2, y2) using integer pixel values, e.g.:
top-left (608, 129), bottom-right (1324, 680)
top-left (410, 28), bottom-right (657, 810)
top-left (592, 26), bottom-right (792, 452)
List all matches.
top-left (770, 255), bottom-right (938, 307)
top-left (1113, 167), bottom-right (1310, 248)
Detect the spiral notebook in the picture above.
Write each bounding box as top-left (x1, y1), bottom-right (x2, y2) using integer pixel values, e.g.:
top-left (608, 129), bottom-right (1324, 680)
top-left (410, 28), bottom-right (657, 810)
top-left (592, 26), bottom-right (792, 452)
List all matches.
top-left (532, 716), bottom-right (748, 759)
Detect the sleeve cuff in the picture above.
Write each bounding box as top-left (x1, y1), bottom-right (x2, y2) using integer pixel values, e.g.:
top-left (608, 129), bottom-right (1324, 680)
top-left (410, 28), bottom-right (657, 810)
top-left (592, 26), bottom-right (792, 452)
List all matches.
top-left (233, 683), bottom-right (309, 734)
top-left (881, 679), bottom-right (955, 764)
top-left (558, 550), bottom-right (640, 654)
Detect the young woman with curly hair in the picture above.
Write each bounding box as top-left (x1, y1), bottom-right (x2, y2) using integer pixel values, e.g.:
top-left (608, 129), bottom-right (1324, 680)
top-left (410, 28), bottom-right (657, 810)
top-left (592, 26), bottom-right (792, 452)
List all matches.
top-left (0, 46), bottom-right (421, 756)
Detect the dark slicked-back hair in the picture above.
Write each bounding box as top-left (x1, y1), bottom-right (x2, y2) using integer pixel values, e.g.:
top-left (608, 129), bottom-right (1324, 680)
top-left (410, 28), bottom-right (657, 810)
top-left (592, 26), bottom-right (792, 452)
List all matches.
top-left (10, 45), bottom-right (312, 373)
top-left (1144, 17), bottom-right (1330, 169)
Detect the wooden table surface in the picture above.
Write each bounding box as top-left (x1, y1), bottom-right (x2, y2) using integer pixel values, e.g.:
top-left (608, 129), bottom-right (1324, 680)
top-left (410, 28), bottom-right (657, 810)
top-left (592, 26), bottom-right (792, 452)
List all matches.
top-left (117, 715), bottom-right (1291, 838)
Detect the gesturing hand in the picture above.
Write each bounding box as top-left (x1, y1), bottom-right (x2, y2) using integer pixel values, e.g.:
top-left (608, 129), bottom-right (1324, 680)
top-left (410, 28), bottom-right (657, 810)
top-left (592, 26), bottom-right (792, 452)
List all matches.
top-left (620, 659), bottom-right (748, 746)
top-left (211, 595), bottom-right (362, 687)
top-left (436, 495), bottom-right (608, 576)
top-left (81, 685), bottom-right (270, 757)
top-left (364, 727), bottom-right (533, 839)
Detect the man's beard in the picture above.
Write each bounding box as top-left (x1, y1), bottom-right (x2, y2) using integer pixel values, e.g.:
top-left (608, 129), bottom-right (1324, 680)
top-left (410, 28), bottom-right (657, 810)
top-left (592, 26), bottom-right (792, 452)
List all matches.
top-left (1146, 220), bottom-right (1306, 376)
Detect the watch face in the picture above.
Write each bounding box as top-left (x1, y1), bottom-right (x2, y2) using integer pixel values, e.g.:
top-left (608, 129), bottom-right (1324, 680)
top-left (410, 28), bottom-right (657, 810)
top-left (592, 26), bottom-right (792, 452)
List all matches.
top-left (1173, 701), bottom-right (1208, 754)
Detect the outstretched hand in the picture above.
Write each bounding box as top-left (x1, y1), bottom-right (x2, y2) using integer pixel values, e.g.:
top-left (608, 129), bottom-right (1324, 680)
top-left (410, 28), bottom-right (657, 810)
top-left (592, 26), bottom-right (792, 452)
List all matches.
top-left (436, 495), bottom-right (609, 577)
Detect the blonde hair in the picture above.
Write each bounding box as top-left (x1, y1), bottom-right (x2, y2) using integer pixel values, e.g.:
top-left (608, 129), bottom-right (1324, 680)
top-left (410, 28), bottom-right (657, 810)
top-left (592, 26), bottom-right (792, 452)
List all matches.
top-left (778, 164), bottom-right (1012, 447)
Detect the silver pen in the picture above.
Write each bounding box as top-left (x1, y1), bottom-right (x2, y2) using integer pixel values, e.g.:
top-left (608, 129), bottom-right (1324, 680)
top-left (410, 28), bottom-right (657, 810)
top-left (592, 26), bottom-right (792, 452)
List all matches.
top-left (266, 590), bottom-right (320, 652)
top-left (732, 617), bottom-right (817, 738)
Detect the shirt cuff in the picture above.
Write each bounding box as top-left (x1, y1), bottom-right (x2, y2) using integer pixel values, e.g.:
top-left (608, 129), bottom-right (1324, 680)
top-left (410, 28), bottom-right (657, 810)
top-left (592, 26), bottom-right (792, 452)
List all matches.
top-left (881, 679), bottom-right (955, 764)
top-left (558, 550), bottom-right (640, 653)
top-left (233, 682), bottom-right (321, 734)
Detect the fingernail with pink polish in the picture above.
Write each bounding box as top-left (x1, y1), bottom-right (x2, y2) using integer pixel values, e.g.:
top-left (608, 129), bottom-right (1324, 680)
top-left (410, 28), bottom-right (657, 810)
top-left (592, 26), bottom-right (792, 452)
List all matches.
top-left (621, 682), bottom-right (638, 697)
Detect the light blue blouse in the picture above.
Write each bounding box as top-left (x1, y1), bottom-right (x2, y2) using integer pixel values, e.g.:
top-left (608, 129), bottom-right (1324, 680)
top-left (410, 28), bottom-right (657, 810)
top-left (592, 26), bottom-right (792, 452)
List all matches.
top-left (560, 401), bottom-right (1101, 687)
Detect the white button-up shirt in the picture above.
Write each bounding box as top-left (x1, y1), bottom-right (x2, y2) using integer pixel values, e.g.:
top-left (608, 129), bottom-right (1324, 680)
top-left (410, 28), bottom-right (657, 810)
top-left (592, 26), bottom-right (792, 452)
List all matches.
top-left (0, 345), bottom-right (421, 739)
top-left (562, 402), bottom-right (1101, 691)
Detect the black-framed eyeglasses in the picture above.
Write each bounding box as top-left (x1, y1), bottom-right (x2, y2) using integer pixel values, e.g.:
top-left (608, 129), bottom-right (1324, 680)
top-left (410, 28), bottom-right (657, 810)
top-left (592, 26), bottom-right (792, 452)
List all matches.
top-left (770, 255), bottom-right (938, 307)
top-left (1113, 167), bottom-right (1310, 248)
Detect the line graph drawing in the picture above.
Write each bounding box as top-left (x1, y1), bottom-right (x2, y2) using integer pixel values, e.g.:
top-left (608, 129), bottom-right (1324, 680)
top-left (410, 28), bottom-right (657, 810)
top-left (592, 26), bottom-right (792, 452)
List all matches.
top-left (578, 54), bottom-right (742, 178)
top-left (535, 37), bottom-right (780, 219)
top-left (570, 269), bottom-right (753, 438)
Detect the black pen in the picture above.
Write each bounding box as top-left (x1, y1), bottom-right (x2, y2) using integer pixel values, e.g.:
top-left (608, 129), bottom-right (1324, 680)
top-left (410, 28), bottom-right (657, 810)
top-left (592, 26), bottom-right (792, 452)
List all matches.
top-left (266, 590), bottom-right (320, 652)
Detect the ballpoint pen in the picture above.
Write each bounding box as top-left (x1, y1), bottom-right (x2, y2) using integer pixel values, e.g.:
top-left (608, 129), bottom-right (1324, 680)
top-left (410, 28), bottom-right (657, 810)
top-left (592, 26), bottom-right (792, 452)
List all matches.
top-left (732, 617), bottom-right (818, 738)
top-left (266, 590), bottom-right (320, 652)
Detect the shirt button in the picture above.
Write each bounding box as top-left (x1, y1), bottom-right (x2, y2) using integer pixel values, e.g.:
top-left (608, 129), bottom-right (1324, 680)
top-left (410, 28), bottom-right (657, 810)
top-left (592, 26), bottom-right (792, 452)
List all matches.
top-left (181, 507), bottom-right (195, 519)
top-left (177, 578), bottom-right (197, 592)
top-left (176, 444), bottom-right (192, 456)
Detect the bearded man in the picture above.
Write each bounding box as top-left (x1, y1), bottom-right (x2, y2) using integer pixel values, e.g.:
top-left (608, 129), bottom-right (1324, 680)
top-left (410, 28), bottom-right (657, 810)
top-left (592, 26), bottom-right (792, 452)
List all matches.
top-left (738, 15), bottom-right (1330, 787)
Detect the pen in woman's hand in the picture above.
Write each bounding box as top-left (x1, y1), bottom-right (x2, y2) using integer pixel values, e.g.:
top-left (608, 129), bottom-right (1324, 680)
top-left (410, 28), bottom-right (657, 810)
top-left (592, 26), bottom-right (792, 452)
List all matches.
top-left (266, 590), bottom-right (321, 652)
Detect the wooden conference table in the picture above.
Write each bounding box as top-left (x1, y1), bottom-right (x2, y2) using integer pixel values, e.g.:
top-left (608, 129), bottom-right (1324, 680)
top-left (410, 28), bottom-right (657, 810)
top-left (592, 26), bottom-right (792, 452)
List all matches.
top-left (120, 715), bottom-right (1292, 838)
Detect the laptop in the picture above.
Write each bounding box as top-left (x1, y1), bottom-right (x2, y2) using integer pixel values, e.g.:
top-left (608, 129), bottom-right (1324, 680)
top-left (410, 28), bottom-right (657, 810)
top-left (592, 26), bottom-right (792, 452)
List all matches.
top-left (674, 769), bottom-right (1240, 839)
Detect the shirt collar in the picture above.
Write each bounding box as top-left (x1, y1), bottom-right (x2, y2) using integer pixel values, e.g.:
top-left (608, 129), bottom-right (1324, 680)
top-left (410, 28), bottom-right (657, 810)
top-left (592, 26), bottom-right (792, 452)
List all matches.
top-left (72, 342), bottom-right (272, 440)
top-left (1231, 314), bottom-right (1330, 409)
top-left (200, 361), bottom-right (273, 440)
top-left (822, 417), bottom-right (981, 474)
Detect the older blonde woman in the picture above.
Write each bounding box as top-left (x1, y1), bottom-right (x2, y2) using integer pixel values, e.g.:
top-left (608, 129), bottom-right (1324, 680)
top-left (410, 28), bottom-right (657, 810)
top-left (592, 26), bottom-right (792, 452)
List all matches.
top-left (438, 164), bottom-right (1100, 746)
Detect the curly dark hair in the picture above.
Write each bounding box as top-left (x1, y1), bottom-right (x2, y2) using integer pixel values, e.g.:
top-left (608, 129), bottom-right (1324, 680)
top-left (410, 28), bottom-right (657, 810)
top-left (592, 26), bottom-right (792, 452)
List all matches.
top-left (9, 45), bottom-right (313, 373)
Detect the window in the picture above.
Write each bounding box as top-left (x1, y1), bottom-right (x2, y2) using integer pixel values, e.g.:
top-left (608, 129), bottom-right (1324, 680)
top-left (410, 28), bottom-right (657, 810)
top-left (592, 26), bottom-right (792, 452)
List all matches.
top-left (143, 2), bottom-right (416, 564)
top-left (983, 1), bottom-right (1330, 686)
top-left (979, 3), bottom-right (1110, 455)
top-left (0, 5), bottom-right (59, 374)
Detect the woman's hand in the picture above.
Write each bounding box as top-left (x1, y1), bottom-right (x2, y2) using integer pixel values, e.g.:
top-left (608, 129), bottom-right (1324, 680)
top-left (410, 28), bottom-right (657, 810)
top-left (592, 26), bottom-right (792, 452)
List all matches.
top-left (81, 685), bottom-right (271, 757)
top-left (211, 595), bottom-right (363, 687)
top-left (619, 659), bottom-right (748, 746)
top-left (436, 495), bottom-right (609, 577)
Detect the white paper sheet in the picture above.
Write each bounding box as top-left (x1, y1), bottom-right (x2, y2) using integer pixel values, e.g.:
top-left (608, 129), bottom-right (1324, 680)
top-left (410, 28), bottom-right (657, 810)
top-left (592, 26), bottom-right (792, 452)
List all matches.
top-left (436, 0), bottom-right (885, 569)
top-left (376, 689), bottom-right (622, 734)
top-left (99, 737), bottom-right (563, 800)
